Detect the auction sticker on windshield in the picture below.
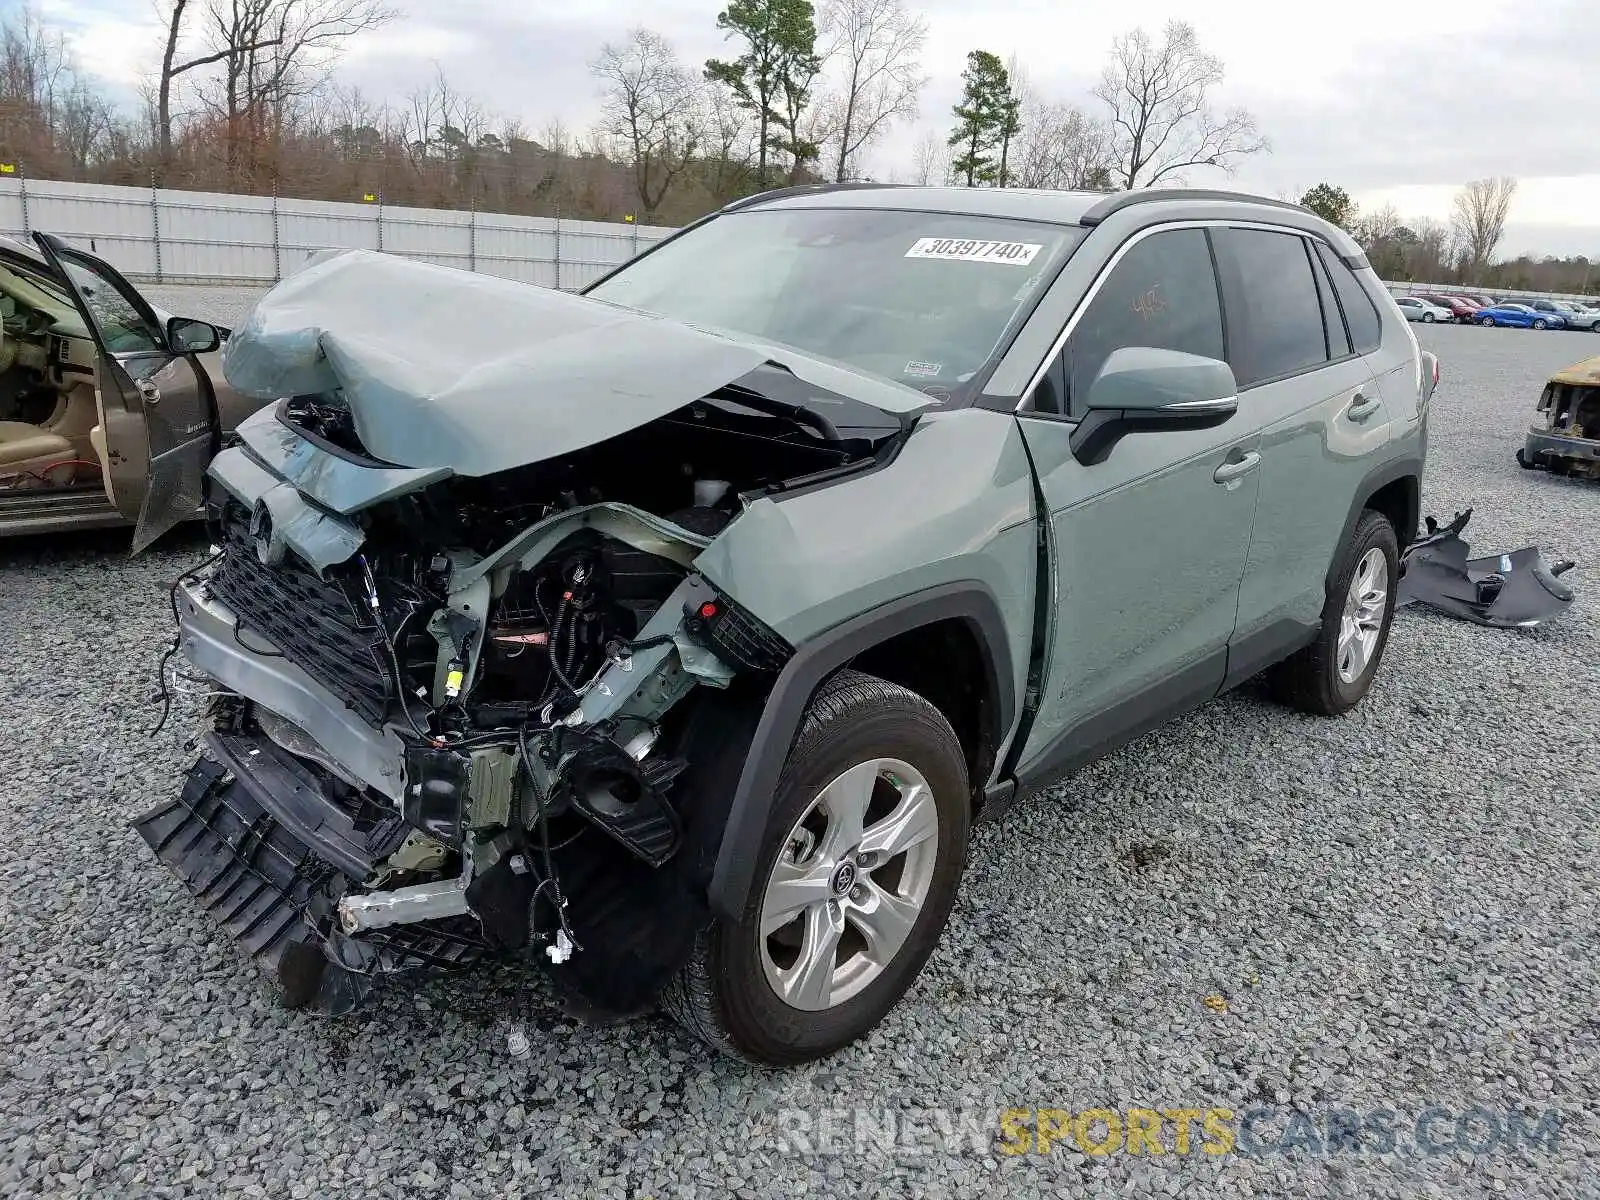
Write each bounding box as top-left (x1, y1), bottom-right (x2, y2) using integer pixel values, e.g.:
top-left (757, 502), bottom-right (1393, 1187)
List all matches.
top-left (905, 237), bottom-right (1043, 266)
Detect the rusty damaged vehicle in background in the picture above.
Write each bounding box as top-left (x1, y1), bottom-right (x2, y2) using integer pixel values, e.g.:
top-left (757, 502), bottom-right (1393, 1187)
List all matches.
top-left (0, 232), bottom-right (256, 546)
top-left (137, 184), bottom-right (1435, 1065)
top-left (1517, 352), bottom-right (1600, 480)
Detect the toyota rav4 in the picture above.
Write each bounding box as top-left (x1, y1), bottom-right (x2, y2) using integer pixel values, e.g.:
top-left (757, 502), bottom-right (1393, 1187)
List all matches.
top-left (135, 184), bottom-right (1436, 1065)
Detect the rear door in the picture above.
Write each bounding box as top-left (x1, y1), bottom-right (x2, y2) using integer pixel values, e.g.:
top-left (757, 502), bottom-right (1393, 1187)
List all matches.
top-left (33, 232), bottom-right (218, 552)
top-left (1213, 225), bottom-right (1389, 682)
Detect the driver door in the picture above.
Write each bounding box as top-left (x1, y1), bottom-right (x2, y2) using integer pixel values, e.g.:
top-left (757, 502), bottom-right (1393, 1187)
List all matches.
top-left (33, 232), bottom-right (218, 553)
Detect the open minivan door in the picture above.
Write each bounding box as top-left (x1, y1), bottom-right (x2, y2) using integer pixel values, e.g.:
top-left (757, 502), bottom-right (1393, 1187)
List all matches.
top-left (32, 232), bottom-right (223, 553)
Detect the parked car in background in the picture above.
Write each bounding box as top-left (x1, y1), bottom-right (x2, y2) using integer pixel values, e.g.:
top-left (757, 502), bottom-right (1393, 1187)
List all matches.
top-left (1461, 294), bottom-right (1498, 308)
top-left (1395, 296), bottom-right (1454, 323)
top-left (1501, 298), bottom-right (1589, 329)
top-left (0, 232), bottom-right (254, 547)
top-left (1414, 294), bottom-right (1480, 322)
top-left (1474, 302), bottom-right (1565, 329)
top-left (1551, 301), bottom-right (1600, 332)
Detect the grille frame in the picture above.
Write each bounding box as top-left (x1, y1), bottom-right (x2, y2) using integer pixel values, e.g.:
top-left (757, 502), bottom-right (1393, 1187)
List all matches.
top-left (208, 503), bottom-right (399, 726)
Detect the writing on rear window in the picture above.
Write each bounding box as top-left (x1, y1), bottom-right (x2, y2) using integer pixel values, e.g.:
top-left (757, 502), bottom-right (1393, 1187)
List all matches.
top-left (905, 237), bottom-right (1042, 266)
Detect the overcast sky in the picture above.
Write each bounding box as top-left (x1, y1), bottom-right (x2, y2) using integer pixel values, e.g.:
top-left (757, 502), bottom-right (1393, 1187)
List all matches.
top-left (33, 0), bottom-right (1600, 257)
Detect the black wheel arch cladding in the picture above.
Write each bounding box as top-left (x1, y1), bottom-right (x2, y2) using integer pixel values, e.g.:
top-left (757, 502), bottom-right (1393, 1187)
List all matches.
top-left (706, 581), bottom-right (1016, 922)
top-left (1329, 455), bottom-right (1422, 588)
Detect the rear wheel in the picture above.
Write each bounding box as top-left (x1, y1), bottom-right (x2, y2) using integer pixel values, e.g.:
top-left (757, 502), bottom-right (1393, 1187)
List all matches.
top-left (1478, 315), bottom-right (1495, 327)
top-left (1422, 312), bottom-right (1435, 323)
top-left (1268, 509), bottom-right (1399, 717)
top-left (659, 669), bottom-right (969, 1064)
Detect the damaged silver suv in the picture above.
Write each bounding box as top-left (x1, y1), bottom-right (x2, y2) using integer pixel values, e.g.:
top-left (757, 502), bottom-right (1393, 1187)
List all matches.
top-left (137, 184), bottom-right (1436, 1064)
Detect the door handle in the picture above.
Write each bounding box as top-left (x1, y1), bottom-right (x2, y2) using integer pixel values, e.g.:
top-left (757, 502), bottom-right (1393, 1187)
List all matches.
top-left (1212, 450), bottom-right (1261, 484)
top-left (1346, 393), bottom-right (1382, 422)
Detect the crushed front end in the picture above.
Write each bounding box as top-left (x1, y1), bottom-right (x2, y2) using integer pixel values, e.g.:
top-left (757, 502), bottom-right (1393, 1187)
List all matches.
top-left (139, 433), bottom-right (806, 1015)
top-left (133, 247), bottom-right (925, 1017)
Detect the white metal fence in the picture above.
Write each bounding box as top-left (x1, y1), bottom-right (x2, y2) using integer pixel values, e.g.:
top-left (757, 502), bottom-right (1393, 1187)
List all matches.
top-left (1384, 279), bottom-right (1598, 305)
top-left (6, 177), bottom-right (1591, 309)
top-left (0, 176), bottom-right (674, 290)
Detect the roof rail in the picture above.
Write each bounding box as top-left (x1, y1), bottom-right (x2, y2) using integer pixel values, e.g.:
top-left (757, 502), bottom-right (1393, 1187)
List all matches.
top-left (720, 181), bottom-right (911, 213)
top-left (1080, 187), bottom-right (1313, 226)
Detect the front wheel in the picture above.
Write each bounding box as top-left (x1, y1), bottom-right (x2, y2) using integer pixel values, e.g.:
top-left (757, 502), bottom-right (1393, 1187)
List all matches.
top-left (1267, 509), bottom-right (1399, 717)
top-left (1422, 312), bottom-right (1435, 323)
top-left (1533, 319), bottom-right (1549, 330)
top-left (660, 669), bottom-right (970, 1064)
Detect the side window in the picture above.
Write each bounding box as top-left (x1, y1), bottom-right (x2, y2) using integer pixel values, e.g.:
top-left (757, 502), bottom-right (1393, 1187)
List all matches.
top-left (1061, 228), bottom-right (1224, 416)
top-left (1215, 227), bottom-right (1327, 387)
top-left (57, 257), bottom-right (164, 355)
top-left (1315, 242), bottom-right (1382, 354)
top-left (1309, 245), bottom-right (1352, 358)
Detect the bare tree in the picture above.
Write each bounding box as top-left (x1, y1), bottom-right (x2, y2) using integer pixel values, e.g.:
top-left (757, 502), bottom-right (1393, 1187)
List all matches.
top-left (1451, 177), bottom-right (1517, 277)
top-left (817, 0), bottom-right (925, 183)
top-left (1353, 202), bottom-right (1401, 248)
top-left (1406, 216), bottom-right (1450, 279)
top-left (592, 28), bottom-right (701, 215)
top-left (908, 126), bottom-right (948, 185)
top-left (1009, 102), bottom-right (1108, 190)
top-left (0, 5), bottom-right (75, 165)
top-left (1093, 20), bottom-right (1266, 188)
top-left (168, 0), bottom-right (393, 181)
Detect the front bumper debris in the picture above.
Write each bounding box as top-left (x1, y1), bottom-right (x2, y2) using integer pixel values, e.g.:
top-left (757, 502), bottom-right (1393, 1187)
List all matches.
top-left (134, 731), bottom-right (488, 1013)
top-left (1397, 508), bottom-right (1577, 628)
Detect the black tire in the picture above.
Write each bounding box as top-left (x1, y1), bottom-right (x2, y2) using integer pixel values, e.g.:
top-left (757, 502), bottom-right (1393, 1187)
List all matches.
top-left (659, 669), bottom-right (970, 1065)
top-left (1422, 312), bottom-right (1435, 323)
top-left (1478, 315), bottom-right (1495, 326)
top-left (1267, 509), bottom-right (1399, 717)
top-left (1533, 319), bottom-right (1548, 330)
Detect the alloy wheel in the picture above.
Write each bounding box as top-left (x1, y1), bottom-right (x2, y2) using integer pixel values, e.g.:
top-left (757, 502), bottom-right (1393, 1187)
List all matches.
top-left (1337, 546), bottom-right (1388, 684)
top-left (757, 758), bottom-right (940, 1011)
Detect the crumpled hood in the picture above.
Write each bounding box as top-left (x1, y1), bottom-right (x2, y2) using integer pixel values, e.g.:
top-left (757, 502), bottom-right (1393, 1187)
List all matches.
top-left (221, 248), bottom-right (931, 477)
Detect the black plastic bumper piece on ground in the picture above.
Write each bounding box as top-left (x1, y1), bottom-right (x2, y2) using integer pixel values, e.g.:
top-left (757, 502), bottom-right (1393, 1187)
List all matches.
top-left (133, 740), bottom-right (490, 1015)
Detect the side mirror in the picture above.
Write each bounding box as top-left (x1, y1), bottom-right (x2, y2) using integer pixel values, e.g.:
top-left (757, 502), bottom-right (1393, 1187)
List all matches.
top-left (1069, 346), bottom-right (1239, 465)
top-left (167, 316), bottom-right (221, 354)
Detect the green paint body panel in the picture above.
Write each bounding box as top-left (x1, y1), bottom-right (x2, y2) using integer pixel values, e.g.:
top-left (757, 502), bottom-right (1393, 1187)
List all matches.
top-left (693, 406), bottom-right (1039, 748)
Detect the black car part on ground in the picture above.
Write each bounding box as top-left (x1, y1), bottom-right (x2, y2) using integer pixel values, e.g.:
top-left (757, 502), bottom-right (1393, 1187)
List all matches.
top-left (1397, 508), bottom-right (1577, 627)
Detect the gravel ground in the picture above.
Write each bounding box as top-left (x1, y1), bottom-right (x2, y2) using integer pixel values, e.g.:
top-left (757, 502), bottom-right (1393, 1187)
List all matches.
top-left (3, 314), bottom-right (1598, 1199)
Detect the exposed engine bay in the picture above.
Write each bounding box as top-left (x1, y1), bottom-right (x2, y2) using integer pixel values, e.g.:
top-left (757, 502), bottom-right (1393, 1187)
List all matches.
top-left (140, 383), bottom-right (902, 1014)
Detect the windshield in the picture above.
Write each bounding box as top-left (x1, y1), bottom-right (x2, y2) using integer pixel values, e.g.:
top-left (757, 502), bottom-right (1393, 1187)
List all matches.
top-left (0, 256), bottom-right (89, 337)
top-left (586, 207), bottom-right (1081, 396)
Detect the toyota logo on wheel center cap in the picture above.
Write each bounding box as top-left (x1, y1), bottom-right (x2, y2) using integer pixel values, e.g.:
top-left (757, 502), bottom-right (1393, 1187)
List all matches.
top-left (830, 860), bottom-right (858, 895)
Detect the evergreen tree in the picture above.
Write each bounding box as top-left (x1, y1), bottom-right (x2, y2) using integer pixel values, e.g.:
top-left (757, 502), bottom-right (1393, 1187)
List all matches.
top-left (947, 51), bottom-right (1018, 187)
top-left (706, 0), bottom-right (821, 187)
